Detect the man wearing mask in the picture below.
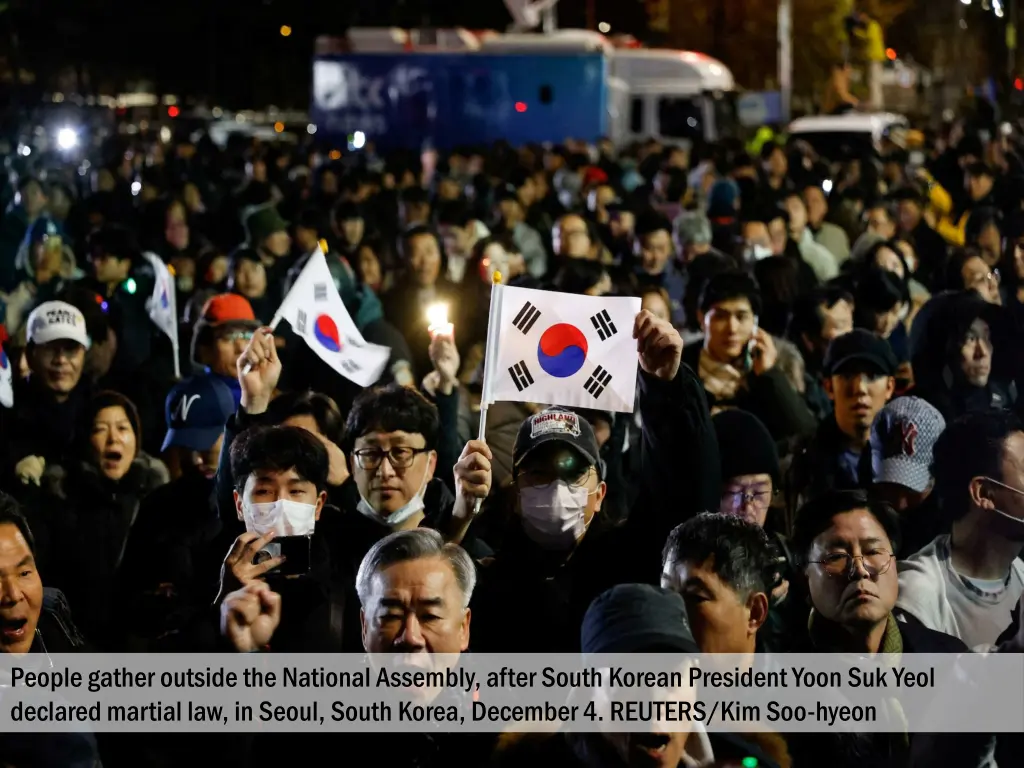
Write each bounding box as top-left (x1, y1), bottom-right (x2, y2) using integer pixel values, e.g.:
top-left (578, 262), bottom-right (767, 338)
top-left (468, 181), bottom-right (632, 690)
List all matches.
top-left (790, 330), bottom-right (896, 504)
top-left (897, 410), bottom-right (1024, 650)
top-left (471, 310), bottom-right (721, 652)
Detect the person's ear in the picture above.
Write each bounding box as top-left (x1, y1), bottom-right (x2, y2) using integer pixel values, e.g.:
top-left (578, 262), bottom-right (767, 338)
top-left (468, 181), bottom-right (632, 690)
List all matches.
top-left (593, 481), bottom-right (608, 513)
top-left (969, 476), bottom-right (995, 511)
top-left (233, 489), bottom-right (244, 522)
top-left (426, 450), bottom-right (437, 482)
top-left (747, 591), bottom-right (770, 635)
top-left (885, 376), bottom-right (896, 400)
top-left (823, 377), bottom-right (835, 401)
top-left (314, 490), bottom-right (327, 521)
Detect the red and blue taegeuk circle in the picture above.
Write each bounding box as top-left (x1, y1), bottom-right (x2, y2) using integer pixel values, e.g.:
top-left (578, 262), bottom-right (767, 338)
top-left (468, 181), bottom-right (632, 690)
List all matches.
top-left (313, 314), bottom-right (343, 353)
top-left (537, 323), bottom-right (588, 378)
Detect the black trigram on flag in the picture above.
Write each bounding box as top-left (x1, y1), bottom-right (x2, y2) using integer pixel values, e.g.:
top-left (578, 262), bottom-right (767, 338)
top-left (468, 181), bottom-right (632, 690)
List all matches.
top-left (508, 360), bottom-right (535, 392)
top-left (340, 359), bottom-right (362, 374)
top-left (584, 365), bottom-right (613, 398)
top-left (590, 309), bottom-right (618, 341)
top-left (512, 301), bottom-right (542, 335)
top-left (314, 282), bottom-right (328, 302)
top-left (295, 310), bottom-right (308, 334)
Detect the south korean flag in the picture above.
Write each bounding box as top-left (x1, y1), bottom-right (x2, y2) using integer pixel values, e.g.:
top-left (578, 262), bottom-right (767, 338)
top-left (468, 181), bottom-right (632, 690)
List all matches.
top-left (481, 284), bottom-right (641, 413)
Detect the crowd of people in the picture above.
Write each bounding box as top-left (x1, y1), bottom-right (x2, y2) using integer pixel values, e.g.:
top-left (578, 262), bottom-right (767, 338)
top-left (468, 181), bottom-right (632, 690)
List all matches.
top-left (1, 120), bottom-right (1024, 767)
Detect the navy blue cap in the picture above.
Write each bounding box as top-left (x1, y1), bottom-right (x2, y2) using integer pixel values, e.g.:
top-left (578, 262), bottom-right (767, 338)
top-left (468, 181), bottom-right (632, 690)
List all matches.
top-left (581, 584), bottom-right (699, 655)
top-left (162, 375), bottom-right (235, 452)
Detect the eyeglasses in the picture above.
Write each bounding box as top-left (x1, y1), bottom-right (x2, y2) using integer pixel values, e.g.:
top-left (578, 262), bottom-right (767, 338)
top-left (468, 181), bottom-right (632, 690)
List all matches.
top-left (517, 466), bottom-right (594, 490)
top-left (723, 489), bottom-right (775, 509)
top-left (218, 330), bottom-right (254, 343)
top-left (811, 550), bottom-right (895, 578)
top-left (353, 446), bottom-right (429, 471)
top-left (967, 268), bottom-right (1000, 290)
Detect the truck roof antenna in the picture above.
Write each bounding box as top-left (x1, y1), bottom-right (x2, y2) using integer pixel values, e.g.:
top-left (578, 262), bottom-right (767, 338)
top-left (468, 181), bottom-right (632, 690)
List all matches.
top-left (503, 0), bottom-right (560, 33)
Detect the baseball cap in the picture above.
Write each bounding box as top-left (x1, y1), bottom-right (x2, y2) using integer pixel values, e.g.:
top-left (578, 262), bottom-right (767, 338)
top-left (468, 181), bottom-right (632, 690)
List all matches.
top-left (513, 407), bottom-right (602, 476)
top-left (162, 375), bottom-right (236, 452)
top-left (823, 329), bottom-right (898, 377)
top-left (198, 294), bottom-right (259, 328)
top-left (581, 584), bottom-right (699, 655)
top-left (870, 397), bottom-right (946, 493)
top-left (26, 301), bottom-right (91, 349)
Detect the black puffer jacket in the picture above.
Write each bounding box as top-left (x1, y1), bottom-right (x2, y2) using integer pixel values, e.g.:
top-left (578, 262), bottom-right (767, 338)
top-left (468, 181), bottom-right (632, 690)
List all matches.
top-left (28, 454), bottom-right (168, 648)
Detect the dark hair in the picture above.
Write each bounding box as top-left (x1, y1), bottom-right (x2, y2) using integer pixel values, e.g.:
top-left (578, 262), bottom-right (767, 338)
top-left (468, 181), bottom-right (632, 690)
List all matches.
top-left (933, 410), bottom-right (1024, 521)
top-left (400, 225), bottom-right (442, 260)
top-left (57, 284), bottom-right (113, 343)
top-left (86, 390), bottom-right (142, 450)
top-left (267, 391), bottom-right (344, 444)
top-left (854, 267), bottom-right (906, 327)
top-left (662, 513), bottom-right (774, 598)
top-left (944, 248), bottom-right (987, 292)
top-left (553, 259), bottom-right (608, 295)
top-left (0, 492), bottom-right (36, 556)
top-left (699, 271), bottom-right (763, 316)
top-left (400, 186), bottom-right (431, 207)
top-left (965, 206), bottom-right (1003, 247)
top-left (436, 200), bottom-right (476, 228)
top-left (230, 425), bottom-right (329, 493)
top-left (635, 212), bottom-right (673, 241)
top-left (86, 224), bottom-right (140, 266)
top-left (866, 201), bottom-right (897, 224)
top-left (792, 490), bottom-right (901, 562)
top-left (788, 285), bottom-right (854, 345)
top-left (294, 207), bottom-right (327, 233)
top-left (341, 384), bottom-right (440, 455)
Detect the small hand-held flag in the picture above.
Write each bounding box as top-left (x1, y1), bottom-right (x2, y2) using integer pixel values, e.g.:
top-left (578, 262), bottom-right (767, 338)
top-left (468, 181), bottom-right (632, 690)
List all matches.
top-left (141, 251), bottom-right (181, 379)
top-left (272, 248), bottom-right (390, 387)
top-left (0, 345), bottom-right (13, 408)
top-left (480, 284), bottom-right (640, 413)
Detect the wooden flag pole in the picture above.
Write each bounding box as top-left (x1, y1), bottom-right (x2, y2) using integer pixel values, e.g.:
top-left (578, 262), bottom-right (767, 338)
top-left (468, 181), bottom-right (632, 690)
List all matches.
top-left (473, 270), bottom-right (503, 516)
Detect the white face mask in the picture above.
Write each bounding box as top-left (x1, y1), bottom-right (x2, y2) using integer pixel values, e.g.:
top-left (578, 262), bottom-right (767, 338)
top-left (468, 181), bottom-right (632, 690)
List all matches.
top-left (519, 481), bottom-right (592, 550)
top-left (746, 244), bottom-right (773, 262)
top-left (357, 468), bottom-right (430, 527)
top-left (242, 499), bottom-right (317, 537)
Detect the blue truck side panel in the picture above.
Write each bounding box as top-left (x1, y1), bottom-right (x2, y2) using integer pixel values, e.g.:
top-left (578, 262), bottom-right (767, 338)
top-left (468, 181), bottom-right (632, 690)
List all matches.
top-left (311, 53), bottom-right (608, 150)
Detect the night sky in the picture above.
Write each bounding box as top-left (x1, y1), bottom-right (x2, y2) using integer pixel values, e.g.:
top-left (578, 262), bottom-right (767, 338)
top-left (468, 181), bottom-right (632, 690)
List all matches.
top-left (2, 0), bottom-right (648, 108)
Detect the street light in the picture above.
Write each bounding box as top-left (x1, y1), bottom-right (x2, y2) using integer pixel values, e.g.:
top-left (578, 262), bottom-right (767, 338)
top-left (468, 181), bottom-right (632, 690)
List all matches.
top-left (280, 25), bottom-right (292, 37)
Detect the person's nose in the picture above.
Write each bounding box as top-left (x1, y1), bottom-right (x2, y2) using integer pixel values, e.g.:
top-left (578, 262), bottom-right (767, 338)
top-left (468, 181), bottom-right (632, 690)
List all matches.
top-left (378, 455), bottom-right (397, 481)
top-left (394, 613), bottom-right (426, 650)
top-left (0, 577), bottom-right (24, 607)
top-left (848, 555), bottom-right (872, 580)
top-left (974, 341), bottom-right (986, 360)
top-left (850, 374), bottom-right (869, 395)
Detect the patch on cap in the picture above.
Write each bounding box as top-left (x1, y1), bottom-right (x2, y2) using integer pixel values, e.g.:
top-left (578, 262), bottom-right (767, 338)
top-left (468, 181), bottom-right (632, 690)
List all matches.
top-left (884, 421), bottom-right (918, 459)
top-left (530, 410), bottom-right (581, 439)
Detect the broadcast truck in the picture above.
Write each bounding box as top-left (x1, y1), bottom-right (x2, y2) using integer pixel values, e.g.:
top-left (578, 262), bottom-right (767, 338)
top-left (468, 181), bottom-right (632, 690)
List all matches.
top-left (310, 27), bottom-right (738, 151)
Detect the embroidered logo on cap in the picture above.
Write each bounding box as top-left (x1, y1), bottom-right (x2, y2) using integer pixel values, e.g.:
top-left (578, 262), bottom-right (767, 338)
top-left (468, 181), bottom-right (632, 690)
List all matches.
top-left (884, 420), bottom-right (918, 459)
top-left (530, 411), bottom-right (581, 439)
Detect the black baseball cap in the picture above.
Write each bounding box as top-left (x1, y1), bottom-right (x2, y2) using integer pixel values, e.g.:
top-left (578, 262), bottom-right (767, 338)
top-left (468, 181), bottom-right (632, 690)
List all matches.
top-left (513, 407), bottom-right (602, 477)
top-left (582, 584), bottom-right (699, 655)
top-left (823, 329), bottom-right (898, 377)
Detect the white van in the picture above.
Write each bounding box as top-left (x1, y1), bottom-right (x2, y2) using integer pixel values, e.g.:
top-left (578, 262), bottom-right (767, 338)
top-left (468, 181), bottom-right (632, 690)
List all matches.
top-left (787, 112), bottom-right (909, 159)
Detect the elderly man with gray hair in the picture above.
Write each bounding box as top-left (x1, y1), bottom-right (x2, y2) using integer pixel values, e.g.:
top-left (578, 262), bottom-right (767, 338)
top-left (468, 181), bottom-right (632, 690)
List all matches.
top-left (220, 528), bottom-right (475, 655)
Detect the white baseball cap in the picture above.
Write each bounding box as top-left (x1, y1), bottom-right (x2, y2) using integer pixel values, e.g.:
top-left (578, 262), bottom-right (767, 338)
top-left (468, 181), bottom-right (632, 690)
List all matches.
top-left (26, 301), bottom-right (91, 349)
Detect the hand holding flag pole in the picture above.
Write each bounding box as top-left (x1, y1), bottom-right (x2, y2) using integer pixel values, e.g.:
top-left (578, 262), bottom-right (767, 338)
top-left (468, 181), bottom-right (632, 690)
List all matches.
top-left (473, 270), bottom-right (503, 516)
top-left (240, 314), bottom-right (283, 377)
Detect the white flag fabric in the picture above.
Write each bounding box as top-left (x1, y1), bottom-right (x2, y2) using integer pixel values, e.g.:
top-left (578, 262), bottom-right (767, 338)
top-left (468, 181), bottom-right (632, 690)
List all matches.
top-left (141, 252), bottom-right (180, 379)
top-left (142, 252), bottom-right (178, 342)
top-left (277, 249), bottom-right (390, 388)
top-left (481, 284), bottom-right (641, 413)
top-left (0, 345), bottom-right (12, 408)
